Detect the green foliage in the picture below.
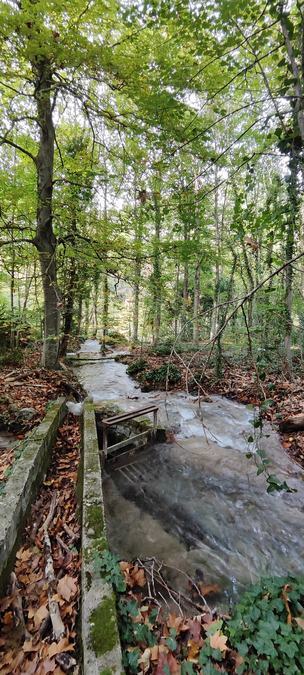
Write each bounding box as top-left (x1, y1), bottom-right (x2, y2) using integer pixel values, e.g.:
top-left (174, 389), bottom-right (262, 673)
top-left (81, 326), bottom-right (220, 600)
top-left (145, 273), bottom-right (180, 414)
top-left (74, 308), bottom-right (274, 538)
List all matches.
top-left (122, 648), bottom-right (140, 674)
top-left (93, 550), bottom-right (126, 593)
top-left (247, 411), bottom-right (296, 494)
top-left (227, 576), bottom-right (304, 674)
top-left (150, 343), bottom-right (173, 356)
top-left (0, 347), bottom-right (23, 367)
top-left (126, 358), bottom-right (148, 376)
top-left (118, 596), bottom-right (156, 672)
top-left (144, 363), bottom-right (181, 385)
top-left (106, 331), bottom-right (126, 345)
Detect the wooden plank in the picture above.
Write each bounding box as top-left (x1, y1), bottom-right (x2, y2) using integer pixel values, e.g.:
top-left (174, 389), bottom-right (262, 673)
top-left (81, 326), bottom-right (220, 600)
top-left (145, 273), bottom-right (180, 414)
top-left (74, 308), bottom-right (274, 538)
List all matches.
top-left (106, 431), bottom-right (150, 454)
top-left (102, 405), bottom-right (158, 426)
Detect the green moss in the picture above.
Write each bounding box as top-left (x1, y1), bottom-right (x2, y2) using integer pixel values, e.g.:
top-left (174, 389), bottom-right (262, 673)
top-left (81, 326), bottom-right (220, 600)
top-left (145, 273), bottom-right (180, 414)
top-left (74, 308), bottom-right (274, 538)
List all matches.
top-left (100, 669), bottom-right (113, 675)
top-left (83, 536), bottom-right (107, 564)
top-left (90, 595), bottom-right (119, 656)
top-left (86, 503), bottom-right (104, 538)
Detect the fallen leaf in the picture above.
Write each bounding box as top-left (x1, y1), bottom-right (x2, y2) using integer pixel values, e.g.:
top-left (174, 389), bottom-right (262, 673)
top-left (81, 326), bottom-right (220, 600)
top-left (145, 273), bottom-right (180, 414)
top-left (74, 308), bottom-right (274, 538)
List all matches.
top-left (34, 603), bottom-right (49, 628)
top-left (209, 631), bottom-right (228, 652)
top-left (47, 639), bottom-right (74, 659)
top-left (198, 583), bottom-right (221, 596)
top-left (57, 575), bottom-right (77, 602)
top-left (23, 640), bottom-right (40, 653)
top-left (168, 652), bottom-right (181, 674)
top-left (188, 618), bottom-right (202, 641)
top-left (41, 658), bottom-right (57, 673)
top-left (155, 652), bottom-right (170, 675)
top-left (16, 547), bottom-right (33, 562)
top-left (167, 614), bottom-right (184, 634)
top-left (187, 638), bottom-right (202, 660)
top-left (132, 568), bottom-right (146, 587)
top-left (138, 647), bottom-right (151, 673)
top-left (151, 645), bottom-right (159, 661)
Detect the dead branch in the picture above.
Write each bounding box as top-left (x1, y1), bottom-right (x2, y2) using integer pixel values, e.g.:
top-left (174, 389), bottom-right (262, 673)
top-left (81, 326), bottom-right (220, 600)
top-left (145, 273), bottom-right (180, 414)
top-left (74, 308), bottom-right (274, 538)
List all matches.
top-left (10, 572), bottom-right (31, 640)
top-left (41, 493), bottom-right (65, 641)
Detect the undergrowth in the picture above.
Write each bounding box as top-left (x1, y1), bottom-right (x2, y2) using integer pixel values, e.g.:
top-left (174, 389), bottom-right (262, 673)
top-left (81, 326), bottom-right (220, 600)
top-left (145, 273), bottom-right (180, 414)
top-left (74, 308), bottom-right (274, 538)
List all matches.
top-left (93, 552), bottom-right (304, 674)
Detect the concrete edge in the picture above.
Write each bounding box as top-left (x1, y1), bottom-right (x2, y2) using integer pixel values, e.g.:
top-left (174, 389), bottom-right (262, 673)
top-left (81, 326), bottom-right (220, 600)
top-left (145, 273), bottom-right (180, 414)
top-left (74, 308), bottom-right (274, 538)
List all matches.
top-left (82, 401), bottom-right (124, 675)
top-left (0, 396), bottom-right (67, 590)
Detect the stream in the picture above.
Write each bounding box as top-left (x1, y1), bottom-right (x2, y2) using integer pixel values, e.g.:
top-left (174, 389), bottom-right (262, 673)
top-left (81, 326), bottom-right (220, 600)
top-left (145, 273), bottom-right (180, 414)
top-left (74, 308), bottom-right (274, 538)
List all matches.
top-left (74, 339), bottom-right (304, 606)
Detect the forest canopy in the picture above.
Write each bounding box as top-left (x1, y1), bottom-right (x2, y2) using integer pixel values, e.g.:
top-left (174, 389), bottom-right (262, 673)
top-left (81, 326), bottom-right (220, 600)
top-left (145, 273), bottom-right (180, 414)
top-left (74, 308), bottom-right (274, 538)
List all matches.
top-left (0, 0), bottom-right (303, 373)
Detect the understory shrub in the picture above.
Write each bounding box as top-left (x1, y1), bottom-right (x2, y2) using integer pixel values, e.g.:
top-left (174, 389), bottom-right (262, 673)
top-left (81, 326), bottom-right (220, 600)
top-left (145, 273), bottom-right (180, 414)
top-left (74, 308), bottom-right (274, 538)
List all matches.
top-left (0, 347), bottom-right (24, 366)
top-left (100, 331), bottom-right (126, 346)
top-left (144, 363), bottom-right (181, 385)
top-left (227, 575), bottom-right (304, 674)
top-left (126, 358), bottom-right (148, 376)
top-left (149, 343), bottom-right (173, 356)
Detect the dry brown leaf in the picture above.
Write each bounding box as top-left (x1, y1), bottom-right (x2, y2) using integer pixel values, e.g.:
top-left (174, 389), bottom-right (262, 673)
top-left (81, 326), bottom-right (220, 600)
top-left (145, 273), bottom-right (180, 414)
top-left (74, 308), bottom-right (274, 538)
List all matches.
top-left (47, 638), bottom-right (74, 659)
top-left (167, 652), bottom-right (181, 674)
top-left (16, 547), bottom-right (33, 562)
top-left (198, 583), bottom-right (221, 596)
top-left (187, 638), bottom-right (202, 661)
top-left (282, 584), bottom-right (292, 624)
top-left (209, 631), bottom-right (228, 652)
top-left (119, 561), bottom-right (130, 571)
top-left (188, 618), bottom-right (202, 641)
top-left (132, 567), bottom-right (146, 587)
top-left (167, 614), bottom-right (184, 634)
top-left (21, 654), bottom-right (39, 674)
top-left (41, 658), bottom-right (57, 673)
top-left (34, 603), bottom-right (49, 628)
top-left (138, 647), bottom-right (151, 673)
top-left (57, 575), bottom-right (77, 602)
top-left (151, 645), bottom-right (159, 662)
top-left (23, 639), bottom-right (40, 653)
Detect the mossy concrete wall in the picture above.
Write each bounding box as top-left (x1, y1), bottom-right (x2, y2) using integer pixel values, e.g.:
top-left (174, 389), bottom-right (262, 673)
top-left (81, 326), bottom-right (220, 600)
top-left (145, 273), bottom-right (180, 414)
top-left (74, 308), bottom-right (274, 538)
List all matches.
top-left (82, 401), bottom-right (123, 675)
top-left (0, 397), bottom-right (67, 589)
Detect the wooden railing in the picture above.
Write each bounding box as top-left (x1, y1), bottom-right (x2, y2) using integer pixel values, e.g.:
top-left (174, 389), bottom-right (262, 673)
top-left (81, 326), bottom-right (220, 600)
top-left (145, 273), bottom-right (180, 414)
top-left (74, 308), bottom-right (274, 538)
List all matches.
top-left (100, 405), bottom-right (158, 458)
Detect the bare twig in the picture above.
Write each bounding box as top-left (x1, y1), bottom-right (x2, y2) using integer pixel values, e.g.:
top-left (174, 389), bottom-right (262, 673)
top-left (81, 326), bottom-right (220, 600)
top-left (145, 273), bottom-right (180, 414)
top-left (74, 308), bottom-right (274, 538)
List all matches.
top-left (41, 493), bottom-right (65, 641)
top-left (10, 572), bottom-right (31, 640)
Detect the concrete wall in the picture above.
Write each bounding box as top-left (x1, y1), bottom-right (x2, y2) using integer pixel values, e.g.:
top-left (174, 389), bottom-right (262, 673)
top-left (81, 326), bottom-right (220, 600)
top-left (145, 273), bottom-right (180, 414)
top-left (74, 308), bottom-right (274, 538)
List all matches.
top-left (82, 401), bottom-right (123, 675)
top-left (0, 397), bottom-right (67, 590)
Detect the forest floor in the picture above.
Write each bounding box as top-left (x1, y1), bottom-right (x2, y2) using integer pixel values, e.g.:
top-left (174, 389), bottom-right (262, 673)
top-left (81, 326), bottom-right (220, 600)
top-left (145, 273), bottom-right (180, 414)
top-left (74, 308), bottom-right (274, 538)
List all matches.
top-left (121, 348), bottom-right (304, 470)
top-left (0, 346), bottom-right (303, 674)
top-left (0, 351), bottom-right (83, 674)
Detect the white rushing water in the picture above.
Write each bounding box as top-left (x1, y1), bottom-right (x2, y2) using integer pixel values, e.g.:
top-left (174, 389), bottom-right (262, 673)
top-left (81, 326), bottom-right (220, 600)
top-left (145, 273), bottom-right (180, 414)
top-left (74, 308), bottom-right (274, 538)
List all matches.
top-left (75, 340), bottom-right (304, 604)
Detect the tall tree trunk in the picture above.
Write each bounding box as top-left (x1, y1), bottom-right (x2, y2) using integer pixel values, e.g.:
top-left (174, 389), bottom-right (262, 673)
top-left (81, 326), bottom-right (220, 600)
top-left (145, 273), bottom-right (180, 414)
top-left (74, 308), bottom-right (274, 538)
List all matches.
top-left (84, 298), bottom-right (90, 337)
top-left (284, 145), bottom-right (298, 375)
top-left (59, 216), bottom-right (77, 357)
top-left (32, 58), bottom-right (59, 368)
top-left (174, 264), bottom-right (180, 339)
top-left (59, 257), bottom-right (77, 357)
top-left (76, 295), bottom-right (83, 337)
top-left (102, 274), bottom-right (109, 348)
top-left (193, 259), bottom-right (201, 344)
top-left (182, 220), bottom-right (190, 340)
top-left (152, 190), bottom-right (162, 345)
top-left (10, 234), bottom-right (15, 349)
top-left (133, 268), bottom-right (140, 344)
top-left (132, 179), bottom-right (143, 344)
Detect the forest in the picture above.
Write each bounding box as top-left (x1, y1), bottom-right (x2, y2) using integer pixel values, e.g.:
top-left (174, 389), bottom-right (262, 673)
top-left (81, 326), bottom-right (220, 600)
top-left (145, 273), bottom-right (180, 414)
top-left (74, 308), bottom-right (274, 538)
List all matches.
top-left (0, 0), bottom-right (303, 372)
top-left (0, 0), bottom-right (304, 674)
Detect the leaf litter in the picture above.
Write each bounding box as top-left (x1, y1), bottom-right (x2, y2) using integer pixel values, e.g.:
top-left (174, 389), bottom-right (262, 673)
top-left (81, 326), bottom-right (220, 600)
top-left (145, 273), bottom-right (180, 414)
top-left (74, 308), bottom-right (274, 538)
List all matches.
top-left (0, 415), bottom-right (81, 674)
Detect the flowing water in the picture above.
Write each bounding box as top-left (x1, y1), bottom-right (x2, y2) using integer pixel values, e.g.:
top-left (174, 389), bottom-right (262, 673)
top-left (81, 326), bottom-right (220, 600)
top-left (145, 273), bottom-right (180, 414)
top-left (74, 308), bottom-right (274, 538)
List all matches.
top-left (74, 339), bottom-right (304, 605)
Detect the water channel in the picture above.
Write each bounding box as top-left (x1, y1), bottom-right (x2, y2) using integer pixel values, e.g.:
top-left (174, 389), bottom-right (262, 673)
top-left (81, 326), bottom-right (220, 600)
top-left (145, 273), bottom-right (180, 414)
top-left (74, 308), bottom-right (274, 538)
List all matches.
top-left (73, 339), bottom-right (304, 606)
